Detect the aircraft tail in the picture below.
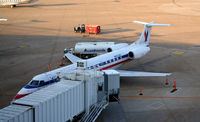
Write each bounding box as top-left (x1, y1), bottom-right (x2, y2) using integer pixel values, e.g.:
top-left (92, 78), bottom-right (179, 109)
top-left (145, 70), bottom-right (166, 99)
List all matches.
top-left (133, 21), bottom-right (170, 46)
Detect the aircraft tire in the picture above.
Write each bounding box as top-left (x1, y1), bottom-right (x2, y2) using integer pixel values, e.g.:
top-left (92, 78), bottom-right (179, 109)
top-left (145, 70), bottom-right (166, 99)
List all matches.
top-left (11, 5), bottom-right (16, 8)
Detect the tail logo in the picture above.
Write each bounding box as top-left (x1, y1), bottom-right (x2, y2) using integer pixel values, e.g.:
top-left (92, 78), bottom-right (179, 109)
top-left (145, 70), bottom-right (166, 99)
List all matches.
top-left (144, 30), bottom-right (148, 42)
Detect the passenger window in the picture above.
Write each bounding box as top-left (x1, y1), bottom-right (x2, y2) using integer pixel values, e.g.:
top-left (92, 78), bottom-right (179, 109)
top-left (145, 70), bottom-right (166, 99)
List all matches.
top-left (111, 59), bottom-right (114, 62)
top-left (39, 81), bottom-right (45, 86)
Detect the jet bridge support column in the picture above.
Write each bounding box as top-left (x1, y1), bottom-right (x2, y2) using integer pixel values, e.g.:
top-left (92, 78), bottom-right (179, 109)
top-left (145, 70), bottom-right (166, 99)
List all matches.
top-left (104, 70), bottom-right (120, 102)
top-left (84, 79), bottom-right (89, 114)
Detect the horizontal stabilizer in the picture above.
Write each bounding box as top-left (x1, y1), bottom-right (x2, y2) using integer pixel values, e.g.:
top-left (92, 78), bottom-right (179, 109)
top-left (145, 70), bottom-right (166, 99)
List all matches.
top-left (64, 53), bottom-right (82, 64)
top-left (134, 21), bottom-right (170, 27)
top-left (117, 70), bottom-right (171, 77)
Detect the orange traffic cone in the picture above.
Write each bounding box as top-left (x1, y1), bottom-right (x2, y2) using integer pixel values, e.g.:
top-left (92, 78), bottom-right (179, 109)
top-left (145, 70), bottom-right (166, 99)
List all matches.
top-left (59, 58), bottom-right (64, 66)
top-left (48, 64), bottom-right (51, 71)
top-left (139, 88), bottom-right (143, 96)
top-left (165, 76), bottom-right (169, 85)
top-left (171, 78), bottom-right (177, 93)
top-left (173, 78), bottom-right (177, 90)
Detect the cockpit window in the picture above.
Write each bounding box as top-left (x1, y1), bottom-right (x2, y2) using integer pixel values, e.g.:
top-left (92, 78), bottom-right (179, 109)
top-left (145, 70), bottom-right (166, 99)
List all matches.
top-left (39, 80), bottom-right (45, 86)
top-left (29, 80), bottom-right (39, 86)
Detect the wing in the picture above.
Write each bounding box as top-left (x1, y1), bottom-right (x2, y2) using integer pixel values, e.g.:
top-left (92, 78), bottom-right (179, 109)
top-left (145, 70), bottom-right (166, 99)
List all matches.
top-left (117, 70), bottom-right (171, 77)
top-left (64, 53), bottom-right (82, 63)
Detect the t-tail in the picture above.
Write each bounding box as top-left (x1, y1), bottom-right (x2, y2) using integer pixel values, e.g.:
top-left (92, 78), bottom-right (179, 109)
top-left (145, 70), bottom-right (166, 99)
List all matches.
top-left (133, 21), bottom-right (170, 46)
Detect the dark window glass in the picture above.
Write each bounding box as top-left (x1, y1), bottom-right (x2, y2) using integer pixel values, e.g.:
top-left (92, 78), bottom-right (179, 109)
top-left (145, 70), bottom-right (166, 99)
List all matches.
top-left (39, 81), bottom-right (45, 86)
top-left (111, 59), bottom-right (114, 62)
top-left (30, 80), bottom-right (39, 86)
top-left (122, 54), bottom-right (128, 58)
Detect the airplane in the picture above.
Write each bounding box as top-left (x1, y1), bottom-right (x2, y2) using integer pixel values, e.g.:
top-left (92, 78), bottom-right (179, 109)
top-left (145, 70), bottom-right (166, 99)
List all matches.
top-left (0, 0), bottom-right (37, 8)
top-left (14, 20), bottom-right (171, 100)
top-left (0, 17), bottom-right (7, 21)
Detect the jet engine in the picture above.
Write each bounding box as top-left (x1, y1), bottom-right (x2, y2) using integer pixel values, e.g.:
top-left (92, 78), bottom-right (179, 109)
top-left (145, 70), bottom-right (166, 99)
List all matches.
top-left (128, 46), bottom-right (150, 59)
top-left (107, 43), bottom-right (128, 52)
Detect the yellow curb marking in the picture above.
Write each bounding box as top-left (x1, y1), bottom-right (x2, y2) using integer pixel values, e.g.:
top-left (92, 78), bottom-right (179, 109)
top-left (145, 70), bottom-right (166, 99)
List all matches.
top-left (171, 51), bottom-right (184, 55)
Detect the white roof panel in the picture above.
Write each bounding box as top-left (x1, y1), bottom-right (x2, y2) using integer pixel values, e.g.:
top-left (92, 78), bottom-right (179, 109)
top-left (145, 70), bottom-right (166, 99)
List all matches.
top-left (12, 80), bottom-right (83, 107)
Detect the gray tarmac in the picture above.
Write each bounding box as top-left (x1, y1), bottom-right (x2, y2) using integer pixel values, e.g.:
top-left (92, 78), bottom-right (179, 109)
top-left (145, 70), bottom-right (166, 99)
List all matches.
top-left (97, 43), bottom-right (200, 122)
top-left (1, 0), bottom-right (200, 121)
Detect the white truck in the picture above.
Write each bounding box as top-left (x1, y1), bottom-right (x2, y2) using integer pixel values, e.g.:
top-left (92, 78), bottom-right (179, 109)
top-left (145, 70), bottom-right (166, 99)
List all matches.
top-left (64, 42), bottom-right (128, 59)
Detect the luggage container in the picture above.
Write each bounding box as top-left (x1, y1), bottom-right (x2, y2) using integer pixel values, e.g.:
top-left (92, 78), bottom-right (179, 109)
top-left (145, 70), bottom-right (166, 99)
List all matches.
top-left (86, 25), bottom-right (101, 34)
top-left (0, 104), bottom-right (33, 122)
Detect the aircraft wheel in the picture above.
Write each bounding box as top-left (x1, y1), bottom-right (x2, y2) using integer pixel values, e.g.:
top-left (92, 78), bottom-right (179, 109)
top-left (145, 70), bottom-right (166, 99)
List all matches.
top-left (10, 5), bottom-right (16, 8)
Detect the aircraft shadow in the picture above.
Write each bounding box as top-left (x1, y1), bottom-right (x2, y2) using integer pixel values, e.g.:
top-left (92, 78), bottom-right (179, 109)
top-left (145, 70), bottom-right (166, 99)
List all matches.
top-left (17, 3), bottom-right (79, 8)
top-left (102, 22), bottom-right (132, 26)
top-left (135, 32), bottom-right (163, 37)
top-left (128, 55), bottom-right (171, 71)
top-left (101, 28), bottom-right (135, 34)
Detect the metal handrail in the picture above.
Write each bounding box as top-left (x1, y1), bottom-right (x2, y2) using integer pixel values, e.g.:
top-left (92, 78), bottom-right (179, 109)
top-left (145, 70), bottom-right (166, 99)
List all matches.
top-left (79, 99), bottom-right (108, 122)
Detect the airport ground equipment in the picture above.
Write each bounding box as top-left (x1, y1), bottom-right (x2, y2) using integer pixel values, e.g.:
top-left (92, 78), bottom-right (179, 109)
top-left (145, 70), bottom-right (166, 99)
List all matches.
top-left (74, 24), bottom-right (86, 33)
top-left (64, 42), bottom-right (128, 59)
top-left (64, 42), bottom-right (115, 59)
top-left (86, 25), bottom-right (101, 34)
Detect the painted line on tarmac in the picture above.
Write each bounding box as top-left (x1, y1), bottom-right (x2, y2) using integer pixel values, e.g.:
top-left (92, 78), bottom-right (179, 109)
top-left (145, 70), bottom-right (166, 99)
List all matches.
top-left (120, 96), bottom-right (200, 100)
top-left (171, 51), bottom-right (184, 55)
top-left (19, 45), bottom-right (28, 48)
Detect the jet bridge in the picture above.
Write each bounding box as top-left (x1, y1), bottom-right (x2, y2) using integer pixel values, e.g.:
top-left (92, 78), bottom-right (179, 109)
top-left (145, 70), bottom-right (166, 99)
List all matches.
top-left (0, 61), bottom-right (120, 122)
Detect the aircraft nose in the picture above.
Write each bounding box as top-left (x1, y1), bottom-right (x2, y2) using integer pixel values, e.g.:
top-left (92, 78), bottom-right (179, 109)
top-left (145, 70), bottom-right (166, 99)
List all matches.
top-left (13, 93), bottom-right (30, 100)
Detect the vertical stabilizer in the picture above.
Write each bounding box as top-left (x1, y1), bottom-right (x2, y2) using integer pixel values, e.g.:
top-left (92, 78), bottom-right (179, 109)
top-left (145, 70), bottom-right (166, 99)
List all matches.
top-left (133, 21), bottom-right (170, 46)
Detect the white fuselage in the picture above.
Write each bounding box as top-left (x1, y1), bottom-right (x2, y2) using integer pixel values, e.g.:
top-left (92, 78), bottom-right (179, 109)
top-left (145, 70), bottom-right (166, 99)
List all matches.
top-left (0, 0), bottom-right (37, 6)
top-left (13, 20), bottom-right (170, 100)
top-left (14, 43), bottom-right (150, 100)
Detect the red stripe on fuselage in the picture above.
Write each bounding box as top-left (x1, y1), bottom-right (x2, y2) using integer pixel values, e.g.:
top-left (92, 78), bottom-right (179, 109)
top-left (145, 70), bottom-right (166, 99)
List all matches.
top-left (13, 93), bottom-right (31, 100)
top-left (100, 58), bottom-right (131, 71)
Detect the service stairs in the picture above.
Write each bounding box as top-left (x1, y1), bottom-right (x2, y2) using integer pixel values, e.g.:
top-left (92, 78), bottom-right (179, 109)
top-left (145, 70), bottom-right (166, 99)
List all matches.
top-left (79, 100), bottom-right (108, 122)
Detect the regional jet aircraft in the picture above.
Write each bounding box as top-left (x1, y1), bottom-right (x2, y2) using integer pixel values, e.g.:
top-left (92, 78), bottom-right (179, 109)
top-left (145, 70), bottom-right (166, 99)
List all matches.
top-left (0, 0), bottom-right (37, 8)
top-left (14, 21), bottom-right (171, 100)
